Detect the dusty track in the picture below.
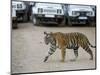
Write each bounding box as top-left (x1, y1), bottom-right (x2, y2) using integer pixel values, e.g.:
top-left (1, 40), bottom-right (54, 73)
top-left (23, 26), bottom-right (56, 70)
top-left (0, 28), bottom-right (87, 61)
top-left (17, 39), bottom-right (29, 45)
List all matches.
top-left (12, 23), bottom-right (96, 73)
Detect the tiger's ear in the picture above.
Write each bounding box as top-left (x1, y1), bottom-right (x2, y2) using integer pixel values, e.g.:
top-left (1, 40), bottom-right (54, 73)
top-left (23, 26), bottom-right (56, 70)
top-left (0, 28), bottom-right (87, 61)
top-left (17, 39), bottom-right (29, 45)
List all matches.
top-left (44, 31), bottom-right (48, 35)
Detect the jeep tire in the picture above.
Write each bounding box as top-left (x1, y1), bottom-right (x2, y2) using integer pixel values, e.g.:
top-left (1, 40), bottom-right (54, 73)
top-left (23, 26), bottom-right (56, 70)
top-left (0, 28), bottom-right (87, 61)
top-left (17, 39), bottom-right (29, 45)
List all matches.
top-left (68, 18), bottom-right (72, 26)
top-left (23, 14), bottom-right (28, 22)
top-left (32, 16), bottom-right (39, 25)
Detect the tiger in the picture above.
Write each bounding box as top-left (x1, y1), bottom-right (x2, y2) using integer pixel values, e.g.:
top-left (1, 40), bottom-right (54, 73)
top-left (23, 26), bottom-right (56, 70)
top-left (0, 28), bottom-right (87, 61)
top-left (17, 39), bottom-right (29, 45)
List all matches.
top-left (43, 31), bottom-right (96, 62)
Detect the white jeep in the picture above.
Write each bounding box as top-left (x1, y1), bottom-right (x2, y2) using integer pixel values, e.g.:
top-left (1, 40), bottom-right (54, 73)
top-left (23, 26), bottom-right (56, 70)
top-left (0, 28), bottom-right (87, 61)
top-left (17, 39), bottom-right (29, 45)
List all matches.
top-left (32, 2), bottom-right (65, 26)
top-left (66, 5), bottom-right (95, 26)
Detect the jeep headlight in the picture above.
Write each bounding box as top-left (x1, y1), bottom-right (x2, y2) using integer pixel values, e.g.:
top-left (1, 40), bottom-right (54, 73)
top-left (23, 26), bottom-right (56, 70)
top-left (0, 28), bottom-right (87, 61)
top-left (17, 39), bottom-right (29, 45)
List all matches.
top-left (72, 11), bottom-right (79, 16)
top-left (57, 9), bottom-right (62, 14)
top-left (87, 11), bottom-right (93, 16)
top-left (17, 4), bottom-right (22, 8)
top-left (38, 8), bottom-right (43, 13)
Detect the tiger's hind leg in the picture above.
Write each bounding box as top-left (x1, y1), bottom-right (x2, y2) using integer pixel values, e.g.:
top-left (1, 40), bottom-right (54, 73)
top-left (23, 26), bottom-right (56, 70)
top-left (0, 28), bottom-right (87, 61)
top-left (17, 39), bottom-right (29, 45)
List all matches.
top-left (73, 47), bottom-right (79, 61)
top-left (70, 47), bottom-right (79, 61)
top-left (83, 46), bottom-right (93, 60)
top-left (61, 48), bottom-right (66, 62)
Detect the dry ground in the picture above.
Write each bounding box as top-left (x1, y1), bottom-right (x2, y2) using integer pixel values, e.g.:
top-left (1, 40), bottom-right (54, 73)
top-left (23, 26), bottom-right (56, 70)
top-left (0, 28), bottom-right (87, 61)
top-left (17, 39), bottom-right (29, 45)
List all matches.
top-left (12, 23), bottom-right (96, 74)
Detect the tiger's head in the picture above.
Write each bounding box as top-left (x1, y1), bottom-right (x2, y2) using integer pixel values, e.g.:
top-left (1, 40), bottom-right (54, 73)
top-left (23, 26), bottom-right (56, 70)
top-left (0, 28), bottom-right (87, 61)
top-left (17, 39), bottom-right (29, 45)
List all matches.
top-left (44, 32), bottom-right (54, 45)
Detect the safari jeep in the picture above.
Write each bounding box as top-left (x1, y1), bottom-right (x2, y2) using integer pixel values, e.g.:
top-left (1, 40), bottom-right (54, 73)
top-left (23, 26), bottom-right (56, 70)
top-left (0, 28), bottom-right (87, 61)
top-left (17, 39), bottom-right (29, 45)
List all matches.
top-left (12, 4), bottom-right (18, 29)
top-left (67, 5), bottom-right (95, 26)
top-left (12, 1), bottom-right (28, 22)
top-left (32, 2), bottom-right (65, 26)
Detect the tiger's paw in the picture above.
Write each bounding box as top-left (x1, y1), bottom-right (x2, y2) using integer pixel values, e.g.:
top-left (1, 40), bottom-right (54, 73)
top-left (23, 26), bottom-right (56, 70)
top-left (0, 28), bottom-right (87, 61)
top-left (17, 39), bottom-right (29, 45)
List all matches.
top-left (44, 56), bottom-right (49, 62)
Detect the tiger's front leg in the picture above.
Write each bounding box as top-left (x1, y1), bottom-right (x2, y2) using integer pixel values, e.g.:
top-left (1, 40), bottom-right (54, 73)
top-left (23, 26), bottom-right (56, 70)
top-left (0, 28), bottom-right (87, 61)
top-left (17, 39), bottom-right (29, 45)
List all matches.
top-left (44, 44), bottom-right (56, 62)
top-left (61, 48), bottom-right (66, 62)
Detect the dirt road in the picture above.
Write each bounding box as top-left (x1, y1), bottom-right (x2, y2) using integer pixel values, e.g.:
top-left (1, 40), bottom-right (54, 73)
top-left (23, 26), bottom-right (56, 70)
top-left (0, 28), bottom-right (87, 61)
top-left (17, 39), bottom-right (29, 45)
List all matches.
top-left (12, 23), bottom-right (96, 74)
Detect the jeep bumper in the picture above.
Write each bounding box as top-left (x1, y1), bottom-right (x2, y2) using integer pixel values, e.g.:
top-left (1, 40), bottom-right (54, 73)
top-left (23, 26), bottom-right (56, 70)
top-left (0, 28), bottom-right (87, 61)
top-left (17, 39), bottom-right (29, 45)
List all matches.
top-left (33, 14), bottom-right (64, 24)
top-left (69, 16), bottom-right (95, 24)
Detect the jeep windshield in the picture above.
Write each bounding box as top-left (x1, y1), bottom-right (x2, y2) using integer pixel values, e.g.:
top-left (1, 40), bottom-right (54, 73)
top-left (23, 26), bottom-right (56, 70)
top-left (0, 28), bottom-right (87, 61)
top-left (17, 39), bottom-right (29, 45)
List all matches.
top-left (68, 5), bottom-right (92, 11)
top-left (36, 3), bottom-right (62, 9)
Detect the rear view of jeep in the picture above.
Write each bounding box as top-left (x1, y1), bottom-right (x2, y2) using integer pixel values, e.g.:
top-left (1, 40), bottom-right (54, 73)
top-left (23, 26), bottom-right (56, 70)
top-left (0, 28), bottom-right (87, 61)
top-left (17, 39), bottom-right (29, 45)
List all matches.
top-left (66, 5), bottom-right (95, 26)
